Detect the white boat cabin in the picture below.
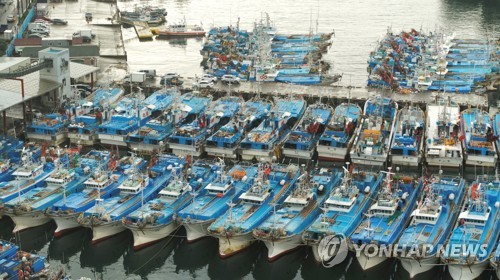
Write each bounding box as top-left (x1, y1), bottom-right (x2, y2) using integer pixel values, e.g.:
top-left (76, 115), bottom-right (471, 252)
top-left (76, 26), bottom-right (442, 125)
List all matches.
top-left (84, 173), bottom-right (112, 189)
top-left (45, 169), bottom-right (76, 186)
top-left (13, 164), bottom-right (44, 180)
top-left (205, 182), bottom-right (232, 196)
top-left (119, 176), bottom-right (149, 194)
top-left (239, 183), bottom-right (270, 205)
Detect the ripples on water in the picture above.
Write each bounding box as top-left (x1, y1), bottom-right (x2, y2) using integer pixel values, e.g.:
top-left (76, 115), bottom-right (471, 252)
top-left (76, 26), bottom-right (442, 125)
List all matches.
top-left (123, 0), bottom-right (500, 87)
top-left (2, 1), bottom-right (500, 279)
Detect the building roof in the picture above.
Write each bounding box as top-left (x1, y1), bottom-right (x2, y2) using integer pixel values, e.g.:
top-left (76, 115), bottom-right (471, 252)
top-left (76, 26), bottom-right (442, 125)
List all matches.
top-left (0, 62), bottom-right (98, 112)
top-left (0, 57), bottom-right (30, 72)
top-left (0, 71), bottom-right (61, 112)
top-left (69, 62), bottom-right (99, 79)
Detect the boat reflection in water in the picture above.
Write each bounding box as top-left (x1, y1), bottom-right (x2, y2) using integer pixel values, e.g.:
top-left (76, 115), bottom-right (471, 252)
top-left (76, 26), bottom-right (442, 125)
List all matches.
top-left (173, 234), bottom-right (217, 273)
top-left (252, 246), bottom-right (306, 280)
top-left (48, 228), bottom-right (87, 263)
top-left (0, 216), bottom-right (14, 240)
top-left (207, 242), bottom-right (261, 279)
top-left (80, 230), bottom-right (131, 271)
top-left (123, 235), bottom-right (180, 276)
top-left (12, 220), bottom-right (55, 252)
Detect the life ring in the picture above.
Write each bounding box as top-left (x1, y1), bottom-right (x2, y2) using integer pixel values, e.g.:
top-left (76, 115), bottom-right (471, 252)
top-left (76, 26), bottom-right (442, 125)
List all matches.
top-left (260, 74), bottom-right (268, 80)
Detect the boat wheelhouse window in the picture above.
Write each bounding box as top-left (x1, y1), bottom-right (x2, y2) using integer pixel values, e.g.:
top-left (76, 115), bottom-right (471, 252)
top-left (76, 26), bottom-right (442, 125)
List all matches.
top-left (241, 198), bottom-right (263, 205)
top-left (416, 215), bottom-right (436, 222)
top-left (464, 218), bottom-right (485, 225)
top-left (161, 193), bottom-right (179, 199)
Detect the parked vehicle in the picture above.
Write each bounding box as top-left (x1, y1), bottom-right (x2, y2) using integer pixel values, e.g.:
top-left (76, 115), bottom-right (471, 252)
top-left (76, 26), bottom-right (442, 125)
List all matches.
top-left (221, 74), bottom-right (241, 84)
top-left (125, 72), bottom-right (146, 83)
top-left (28, 33), bottom-right (47, 38)
top-left (7, 15), bottom-right (15, 23)
top-left (51, 19), bottom-right (68, 25)
top-left (201, 73), bottom-right (218, 82)
top-left (139, 69), bottom-right (157, 79)
top-left (73, 29), bottom-right (94, 43)
top-left (193, 79), bottom-right (214, 89)
top-left (29, 28), bottom-right (49, 36)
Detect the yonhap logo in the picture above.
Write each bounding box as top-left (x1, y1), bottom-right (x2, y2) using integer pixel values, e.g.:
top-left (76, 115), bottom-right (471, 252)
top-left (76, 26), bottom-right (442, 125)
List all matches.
top-left (318, 234), bottom-right (349, 268)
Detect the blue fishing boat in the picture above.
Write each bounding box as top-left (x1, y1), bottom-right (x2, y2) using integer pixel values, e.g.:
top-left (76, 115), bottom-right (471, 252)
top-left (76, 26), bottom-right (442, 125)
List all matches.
top-left (397, 174), bottom-right (466, 278)
top-left (25, 113), bottom-right (69, 146)
top-left (0, 142), bottom-right (29, 183)
top-left (350, 167), bottom-right (422, 270)
top-left (0, 137), bottom-right (23, 160)
top-left (176, 161), bottom-right (258, 242)
top-left (167, 92), bottom-right (212, 157)
top-left (272, 33), bottom-right (334, 43)
top-left (77, 154), bottom-right (180, 243)
top-left (1, 150), bottom-right (101, 233)
top-left (67, 86), bottom-right (124, 146)
top-left (205, 98), bottom-right (272, 159)
top-left (252, 167), bottom-right (340, 261)
top-left (350, 96), bottom-right (398, 168)
top-left (274, 74), bottom-right (321, 85)
top-left (123, 160), bottom-right (219, 250)
top-left (275, 67), bottom-right (311, 75)
top-left (0, 240), bottom-right (47, 279)
top-left (425, 96), bottom-right (463, 169)
top-left (240, 96), bottom-right (306, 161)
top-left (98, 91), bottom-right (172, 147)
top-left (389, 105), bottom-right (425, 167)
top-left (282, 103), bottom-right (333, 159)
top-left (170, 95), bottom-right (242, 157)
top-left (45, 151), bottom-right (135, 237)
top-left (302, 166), bottom-right (383, 263)
top-left (0, 148), bottom-right (59, 208)
top-left (208, 163), bottom-right (300, 258)
top-left (492, 242), bottom-right (500, 279)
top-left (126, 89), bottom-right (179, 154)
top-left (461, 108), bottom-right (497, 168)
top-left (317, 102), bottom-right (362, 162)
top-left (441, 176), bottom-right (500, 280)
top-left (494, 112), bottom-right (500, 162)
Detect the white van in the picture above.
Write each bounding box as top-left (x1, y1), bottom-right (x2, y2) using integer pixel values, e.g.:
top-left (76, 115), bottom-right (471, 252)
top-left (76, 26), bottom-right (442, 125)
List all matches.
top-left (29, 28), bottom-right (49, 36)
top-left (139, 69), bottom-right (156, 79)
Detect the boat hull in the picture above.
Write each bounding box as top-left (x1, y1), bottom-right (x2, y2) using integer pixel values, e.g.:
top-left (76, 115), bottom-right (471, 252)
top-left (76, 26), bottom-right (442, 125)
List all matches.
top-left (426, 156), bottom-right (463, 168)
top-left (182, 220), bottom-right (213, 242)
top-left (216, 233), bottom-right (254, 258)
top-left (98, 134), bottom-right (128, 147)
top-left (464, 154), bottom-right (497, 168)
top-left (9, 211), bottom-right (52, 233)
top-left (26, 132), bottom-right (67, 146)
top-left (261, 235), bottom-right (302, 261)
top-left (316, 145), bottom-right (348, 162)
top-left (398, 256), bottom-right (439, 278)
top-left (240, 149), bottom-right (274, 162)
top-left (81, 220), bottom-right (126, 244)
top-left (205, 146), bottom-right (238, 159)
top-left (491, 260), bottom-right (499, 279)
top-left (282, 148), bottom-right (313, 159)
top-left (158, 31), bottom-right (206, 37)
top-left (390, 154), bottom-right (421, 167)
top-left (169, 143), bottom-right (204, 157)
top-left (125, 222), bottom-right (179, 250)
top-left (356, 253), bottom-right (388, 270)
top-left (51, 213), bottom-right (81, 237)
top-left (447, 260), bottom-right (489, 280)
top-left (68, 132), bottom-right (97, 146)
top-left (128, 142), bottom-right (168, 155)
top-left (350, 153), bottom-right (388, 168)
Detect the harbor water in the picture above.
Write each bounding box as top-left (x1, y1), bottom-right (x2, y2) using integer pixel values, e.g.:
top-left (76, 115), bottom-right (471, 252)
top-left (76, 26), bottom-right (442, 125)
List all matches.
top-left (122, 0), bottom-right (500, 87)
top-left (2, 0), bottom-right (500, 279)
